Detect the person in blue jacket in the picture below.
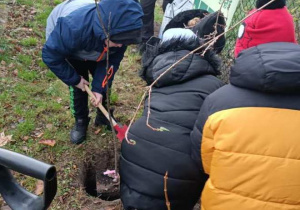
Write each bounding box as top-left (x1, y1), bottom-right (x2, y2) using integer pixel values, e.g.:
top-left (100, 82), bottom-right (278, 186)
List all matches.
top-left (42, 0), bottom-right (143, 144)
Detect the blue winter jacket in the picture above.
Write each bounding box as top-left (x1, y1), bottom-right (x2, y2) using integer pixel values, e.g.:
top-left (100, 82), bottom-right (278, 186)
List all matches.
top-left (42, 0), bottom-right (143, 94)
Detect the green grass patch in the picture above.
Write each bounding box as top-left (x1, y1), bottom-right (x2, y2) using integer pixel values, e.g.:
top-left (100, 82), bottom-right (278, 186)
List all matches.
top-left (18, 69), bottom-right (39, 81)
top-left (20, 37), bottom-right (38, 47)
top-left (17, 0), bottom-right (34, 6)
top-left (14, 120), bottom-right (35, 139)
top-left (110, 91), bottom-right (119, 105)
top-left (17, 54), bottom-right (32, 66)
top-left (154, 3), bottom-right (164, 24)
top-left (38, 60), bottom-right (47, 68)
top-left (45, 83), bottom-right (63, 96)
top-left (54, 0), bottom-right (63, 5)
top-left (0, 52), bottom-right (12, 63)
top-left (0, 39), bottom-right (12, 62)
top-left (35, 7), bottom-right (53, 27)
top-left (45, 70), bottom-right (57, 80)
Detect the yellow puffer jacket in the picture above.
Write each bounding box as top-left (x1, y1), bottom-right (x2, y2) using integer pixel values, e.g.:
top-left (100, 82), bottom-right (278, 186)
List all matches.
top-left (190, 43), bottom-right (300, 210)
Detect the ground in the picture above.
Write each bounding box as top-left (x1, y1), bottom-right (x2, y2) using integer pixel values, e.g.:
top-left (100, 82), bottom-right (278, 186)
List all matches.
top-left (0, 0), bottom-right (163, 209)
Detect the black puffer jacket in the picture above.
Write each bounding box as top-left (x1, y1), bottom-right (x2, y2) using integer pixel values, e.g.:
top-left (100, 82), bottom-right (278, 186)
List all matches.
top-left (120, 38), bottom-right (224, 210)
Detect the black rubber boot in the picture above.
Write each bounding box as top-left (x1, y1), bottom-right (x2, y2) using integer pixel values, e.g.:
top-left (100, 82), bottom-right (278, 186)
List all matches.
top-left (70, 117), bottom-right (90, 144)
top-left (94, 108), bottom-right (114, 131)
top-left (138, 41), bottom-right (146, 55)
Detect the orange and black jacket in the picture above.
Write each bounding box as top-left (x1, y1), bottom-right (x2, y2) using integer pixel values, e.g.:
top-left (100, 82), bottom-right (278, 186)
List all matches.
top-left (191, 42), bottom-right (300, 210)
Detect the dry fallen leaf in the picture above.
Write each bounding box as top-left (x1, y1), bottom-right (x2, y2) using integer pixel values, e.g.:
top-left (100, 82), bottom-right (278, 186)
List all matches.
top-left (30, 10), bottom-right (37, 15)
top-left (104, 207), bottom-right (116, 210)
top-left (12, 69), bottom-right (18, 76)
top-left (4, 103), bottom-right (12, 109)
top-left (1, 60), bottom-right (6, 66)
top-left (14, 46), bottom-right (22, 52)
top-left (21, 146), bottom-right (29, 152)
top-left (56, 98), bottom-right (62, 103)
top-left (93, 200), bottom-right (102, 204)
top-left (22, 136), bottom-right (30, 141)
top-left (94, 128), bottom-right (102, 135)
top-left (59, 196), bottom-right (64, 203)
top-left (39, 139), bottom-right (56, 147)
top-left (0, 132), bottom-right (13, 147)
top-left (46, 124), bottom-right (53, 130)
top-left (36, 132), bottom-right (44, 138)
top-left (34, 180), bottom-right (44, 195)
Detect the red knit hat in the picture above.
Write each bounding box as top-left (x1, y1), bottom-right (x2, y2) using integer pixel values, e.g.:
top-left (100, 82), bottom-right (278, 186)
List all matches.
top-left (234, 3), bottom-right (297, 57)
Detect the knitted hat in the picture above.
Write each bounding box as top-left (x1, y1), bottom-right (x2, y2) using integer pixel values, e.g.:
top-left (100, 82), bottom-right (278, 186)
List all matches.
top-left (110, 29), bottom-right (142, 45)
top-left (234, 0), bottom-right (296, 57)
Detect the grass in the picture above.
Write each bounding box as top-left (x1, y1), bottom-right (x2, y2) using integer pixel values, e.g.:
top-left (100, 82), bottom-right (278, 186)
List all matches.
top-left (0, 0), bottom-right (163, 209)
top-left (17, 54), bottom-right (32, 66)
top-left (20, 37), bottom-right (38, 46)
top-left (154, 2), bottom-right (164, 24)
top-left (18, 69), bottom-right (39, 81)
top-left (110, 91), bottom-right (119, 105)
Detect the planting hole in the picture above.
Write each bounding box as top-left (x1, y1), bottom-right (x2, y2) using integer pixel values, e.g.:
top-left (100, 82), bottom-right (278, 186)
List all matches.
top-left (81, 149), bottom-right (120, 201)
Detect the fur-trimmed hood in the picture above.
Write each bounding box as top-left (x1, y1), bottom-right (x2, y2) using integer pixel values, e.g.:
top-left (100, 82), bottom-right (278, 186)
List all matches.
top-left (140, 37), bottom-right (221, 87)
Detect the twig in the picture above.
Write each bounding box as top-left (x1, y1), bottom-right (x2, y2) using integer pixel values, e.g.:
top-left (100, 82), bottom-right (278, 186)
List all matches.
top-left (124, 90), bottom-right (147, 144)
top-left (146, 86), bottom-right (158, 131)
top-left (94, 1), bottom-right (119, 181)
top-left (164, 171), bottom-right (171, 210)
top-left (95, 0), bottom-right (108, 38)
top-left (215, 0), bottom-right (226, 35)
top-left (124, 0), bottom-right (278, 138)
top-left (201, 0), bottom-right (227, 56)
top-left (105, 12), bottom-right (119, 181)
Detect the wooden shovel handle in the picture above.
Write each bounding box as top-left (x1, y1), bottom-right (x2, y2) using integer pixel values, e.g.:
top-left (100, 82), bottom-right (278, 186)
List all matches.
top-left (84, 85), bottom-right (117, 126)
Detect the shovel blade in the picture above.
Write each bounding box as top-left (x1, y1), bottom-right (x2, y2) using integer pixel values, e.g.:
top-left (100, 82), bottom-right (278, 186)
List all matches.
top-left (114, 124), bottom-right (128, 142)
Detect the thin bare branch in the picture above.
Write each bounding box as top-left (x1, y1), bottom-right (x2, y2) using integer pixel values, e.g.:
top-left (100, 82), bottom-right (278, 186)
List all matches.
top-left (124, 90), bottom-right (147, 143)
top-left (146, 86), bottom-right (159, 131)
top-left (104, 12), bottom-right (119, 181)
top-left (201, 0), bottom-right (227, 55)
top-left (95, 0), bottom-right (108, 38)
top-left (164, 171), bottom-right (171, 210)
top-left (215, 0), bottom-right (227, 35)
top-left (94, 2), bottom-right (119, 180)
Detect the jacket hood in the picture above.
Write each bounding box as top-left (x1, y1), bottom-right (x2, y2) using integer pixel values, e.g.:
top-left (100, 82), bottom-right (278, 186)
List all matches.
top-left (140, 38), bottom-right (221, 87)
top-left (163, 9), bottom-right (208, 33)
top-left (192, 11), bottom-right (226, 54)
top-left (93, 0), bottom-right (143, 40)
top-left (231, 42), bottom-right (300, 93)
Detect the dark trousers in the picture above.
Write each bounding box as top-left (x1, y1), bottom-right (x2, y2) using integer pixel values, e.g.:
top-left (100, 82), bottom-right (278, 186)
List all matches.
top-left (68, 59), bottom-right (108, 120)
top-left (141, 0), bottom-right (174, 41)
top-left (141, 0), bottom-right (157, 41)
